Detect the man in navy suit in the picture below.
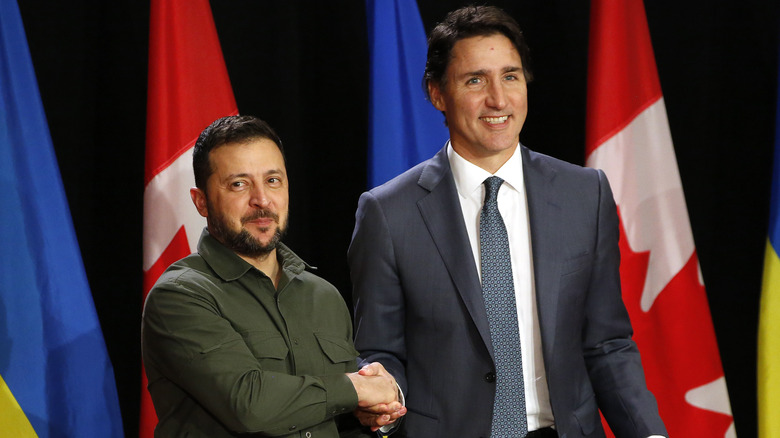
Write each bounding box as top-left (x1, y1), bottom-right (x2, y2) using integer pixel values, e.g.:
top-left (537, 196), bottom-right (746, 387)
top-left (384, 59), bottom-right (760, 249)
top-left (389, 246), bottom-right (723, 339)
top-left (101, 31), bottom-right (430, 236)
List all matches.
top-left (348, 6), bottom-right (667, 437)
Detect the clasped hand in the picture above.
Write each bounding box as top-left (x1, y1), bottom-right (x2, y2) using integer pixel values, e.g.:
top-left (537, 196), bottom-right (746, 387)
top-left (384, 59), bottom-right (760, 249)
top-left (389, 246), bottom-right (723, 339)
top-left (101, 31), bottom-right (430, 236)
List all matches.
top-left (347, 362), bottom-right (406, 431)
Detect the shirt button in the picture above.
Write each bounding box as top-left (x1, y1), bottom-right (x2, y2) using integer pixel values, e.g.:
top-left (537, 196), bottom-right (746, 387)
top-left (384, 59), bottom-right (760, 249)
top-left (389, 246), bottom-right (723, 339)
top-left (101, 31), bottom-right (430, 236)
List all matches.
top-left (289, 425), bottom-right (297, 431)
top-left (293, 338), bottom-right (300, 345)
top-left (484, 372), bottom-right (496, 383)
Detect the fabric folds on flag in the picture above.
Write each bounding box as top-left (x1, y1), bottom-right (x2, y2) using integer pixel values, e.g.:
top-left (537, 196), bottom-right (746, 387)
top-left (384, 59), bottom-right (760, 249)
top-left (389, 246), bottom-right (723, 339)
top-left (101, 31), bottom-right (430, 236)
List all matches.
top-left (758, 41), bottom-right (780, 438)
top-left (0, 1), bottom-right (124, 437)
top-left (365, 0), bottom-right (448, 188)
top-left (141, 0), bottom-right (238, 436)
top-left (585, 1), bottom-right (735, 436)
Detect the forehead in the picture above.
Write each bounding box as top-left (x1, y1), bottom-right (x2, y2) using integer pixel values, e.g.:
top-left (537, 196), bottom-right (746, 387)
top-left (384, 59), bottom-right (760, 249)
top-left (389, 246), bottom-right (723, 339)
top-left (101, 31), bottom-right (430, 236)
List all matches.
top-left (448, 34), bottom-right (522, 72)
top-left (208, 138), bottom-right (286, 176)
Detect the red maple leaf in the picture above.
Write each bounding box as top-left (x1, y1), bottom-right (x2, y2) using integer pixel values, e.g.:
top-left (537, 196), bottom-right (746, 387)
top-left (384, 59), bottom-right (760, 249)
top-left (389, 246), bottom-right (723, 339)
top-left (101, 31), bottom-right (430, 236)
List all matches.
top-left (602, 215), bottom-right (733, 436)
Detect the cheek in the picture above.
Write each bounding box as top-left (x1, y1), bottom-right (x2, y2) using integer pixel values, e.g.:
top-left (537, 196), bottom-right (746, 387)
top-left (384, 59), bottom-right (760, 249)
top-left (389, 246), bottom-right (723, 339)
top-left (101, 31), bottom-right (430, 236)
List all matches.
top-left (514, 87), bottom-right (528, 108)
top-left (272, 193), bottom-right (289, 211)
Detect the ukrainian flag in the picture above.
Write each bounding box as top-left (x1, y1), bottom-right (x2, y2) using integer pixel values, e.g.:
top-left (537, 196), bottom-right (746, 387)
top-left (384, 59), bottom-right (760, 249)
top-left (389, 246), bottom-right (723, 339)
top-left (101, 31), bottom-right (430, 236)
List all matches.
top-left (0, 1), bottom-right (124, 436)
top-left (758, 44), bottom-right (780, 438)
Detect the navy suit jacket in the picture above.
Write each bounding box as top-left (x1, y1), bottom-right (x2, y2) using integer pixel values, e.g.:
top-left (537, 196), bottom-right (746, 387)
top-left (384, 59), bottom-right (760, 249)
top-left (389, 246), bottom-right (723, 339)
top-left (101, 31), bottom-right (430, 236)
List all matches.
top-left (348, 145), bottom-right (667, 438)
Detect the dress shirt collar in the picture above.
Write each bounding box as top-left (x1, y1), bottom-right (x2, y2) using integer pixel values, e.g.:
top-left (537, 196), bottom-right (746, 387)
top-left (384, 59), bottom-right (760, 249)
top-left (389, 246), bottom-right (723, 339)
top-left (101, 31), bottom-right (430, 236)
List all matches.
top-left (447, 141), bottom-right (525, 198)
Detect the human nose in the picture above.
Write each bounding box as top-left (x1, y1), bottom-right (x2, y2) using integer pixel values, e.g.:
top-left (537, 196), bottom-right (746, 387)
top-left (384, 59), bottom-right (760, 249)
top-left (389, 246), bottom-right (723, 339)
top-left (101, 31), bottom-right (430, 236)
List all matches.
top-left (249, 185), bottom-right (270, 208)
top-left (485, 80), bottom-right (506, 109)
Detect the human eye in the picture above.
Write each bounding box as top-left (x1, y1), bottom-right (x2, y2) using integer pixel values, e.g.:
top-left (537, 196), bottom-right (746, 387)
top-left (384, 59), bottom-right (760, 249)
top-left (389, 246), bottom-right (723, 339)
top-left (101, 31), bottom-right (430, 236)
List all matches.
top-left (229, 180), bottom-right (248, 190)
top-left (466, 76), bottom-right (482, 85)
top-left (267, 176), bottom-right (283, 187)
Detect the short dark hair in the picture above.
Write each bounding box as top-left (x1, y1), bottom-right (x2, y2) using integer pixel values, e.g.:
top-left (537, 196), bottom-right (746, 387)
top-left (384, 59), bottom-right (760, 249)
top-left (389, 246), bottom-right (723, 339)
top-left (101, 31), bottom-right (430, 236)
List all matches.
top-left (423, 5), bottom-right (532, 99)
top-left (192, 115), bottom-right (285, 190)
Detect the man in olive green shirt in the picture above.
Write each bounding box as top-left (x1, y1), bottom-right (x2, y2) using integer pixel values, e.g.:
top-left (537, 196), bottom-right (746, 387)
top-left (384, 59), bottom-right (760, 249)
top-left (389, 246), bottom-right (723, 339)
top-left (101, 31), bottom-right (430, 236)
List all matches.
top-left (142, 116), bottom-right (403, 437)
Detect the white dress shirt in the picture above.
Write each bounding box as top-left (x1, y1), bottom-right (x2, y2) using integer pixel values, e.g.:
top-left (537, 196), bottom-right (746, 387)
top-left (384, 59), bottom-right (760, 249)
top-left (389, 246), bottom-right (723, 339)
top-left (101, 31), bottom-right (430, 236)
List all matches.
top-left (447, 143), bottom-right (554, 430)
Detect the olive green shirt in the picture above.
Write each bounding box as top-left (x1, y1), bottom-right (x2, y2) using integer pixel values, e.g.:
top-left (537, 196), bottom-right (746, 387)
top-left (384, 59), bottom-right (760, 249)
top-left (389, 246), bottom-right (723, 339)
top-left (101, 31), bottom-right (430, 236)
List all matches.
top-left (142, 230), bottom-right (369, 437)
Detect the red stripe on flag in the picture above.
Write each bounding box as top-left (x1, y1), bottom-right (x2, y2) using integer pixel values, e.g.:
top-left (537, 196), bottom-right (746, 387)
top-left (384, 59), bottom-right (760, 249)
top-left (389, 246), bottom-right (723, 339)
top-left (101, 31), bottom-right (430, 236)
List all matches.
top-left (142, 1), bottom-right (238, 436)
top-left (145, 0), bottom-right (238, 186)
top-left (585, 0), bottom-right (662, 157)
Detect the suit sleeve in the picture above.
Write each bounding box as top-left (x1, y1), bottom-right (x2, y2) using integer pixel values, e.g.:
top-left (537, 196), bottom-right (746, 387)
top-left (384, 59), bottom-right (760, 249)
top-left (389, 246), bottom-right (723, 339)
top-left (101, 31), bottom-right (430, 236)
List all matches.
top-left (583, 169), bottom-right (667, 437)
top-left (348, 191), bottom-right (409, 395)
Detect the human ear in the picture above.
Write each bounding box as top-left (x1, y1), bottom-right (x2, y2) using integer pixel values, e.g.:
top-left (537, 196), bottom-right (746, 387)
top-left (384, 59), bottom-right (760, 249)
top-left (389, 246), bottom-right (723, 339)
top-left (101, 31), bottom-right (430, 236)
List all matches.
top-left (428, 82), bottom-right (446, 112)
top-left (190, 187), bottom-right (208, 218)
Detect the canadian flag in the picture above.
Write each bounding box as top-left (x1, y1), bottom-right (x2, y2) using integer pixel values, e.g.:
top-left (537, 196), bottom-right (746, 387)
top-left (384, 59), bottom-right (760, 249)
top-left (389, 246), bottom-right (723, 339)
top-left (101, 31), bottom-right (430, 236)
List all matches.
top-left (585, 1), bottom-right (735, 436)
top-left (141, 0), bottom-right (237, 436)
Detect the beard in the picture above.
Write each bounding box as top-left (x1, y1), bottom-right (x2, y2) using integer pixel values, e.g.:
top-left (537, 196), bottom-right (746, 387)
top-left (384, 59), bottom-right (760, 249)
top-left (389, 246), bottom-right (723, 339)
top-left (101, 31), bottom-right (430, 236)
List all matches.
top-left (208, 204), bottom-right (288, 258)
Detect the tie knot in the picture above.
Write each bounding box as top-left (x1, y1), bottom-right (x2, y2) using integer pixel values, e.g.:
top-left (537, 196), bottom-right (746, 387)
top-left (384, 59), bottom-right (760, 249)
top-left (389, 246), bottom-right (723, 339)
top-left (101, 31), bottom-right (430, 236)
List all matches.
top-left (483, 176), bottom-right (504, 205)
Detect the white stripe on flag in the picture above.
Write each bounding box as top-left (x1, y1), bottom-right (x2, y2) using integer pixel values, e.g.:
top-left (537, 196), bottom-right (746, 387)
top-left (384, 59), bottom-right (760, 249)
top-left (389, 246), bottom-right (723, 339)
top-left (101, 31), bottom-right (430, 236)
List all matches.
top-left (143, 146), bottom-right (204, 270)
top-left (586, 98), bottom-right (695, 312)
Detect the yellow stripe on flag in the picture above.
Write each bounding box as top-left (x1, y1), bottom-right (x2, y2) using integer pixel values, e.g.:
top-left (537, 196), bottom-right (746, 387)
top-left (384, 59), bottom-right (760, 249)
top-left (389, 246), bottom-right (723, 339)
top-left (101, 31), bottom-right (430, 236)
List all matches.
top-left (759, 239), bottom-right (780, 438)
top-left (0, 374), bottom-right (38, 437)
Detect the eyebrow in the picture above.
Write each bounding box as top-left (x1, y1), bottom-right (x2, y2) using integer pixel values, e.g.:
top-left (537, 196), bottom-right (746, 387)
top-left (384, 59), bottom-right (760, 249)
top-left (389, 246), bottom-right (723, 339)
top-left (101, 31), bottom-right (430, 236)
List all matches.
top-left (224, 169), bottom-right (285, 181)
top-left (464, 66), bottom-right (523, 77)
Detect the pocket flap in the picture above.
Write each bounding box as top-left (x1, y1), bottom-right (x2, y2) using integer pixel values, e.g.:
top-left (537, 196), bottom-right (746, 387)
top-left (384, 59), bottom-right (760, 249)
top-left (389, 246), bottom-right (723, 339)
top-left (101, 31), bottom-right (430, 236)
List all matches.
top-left (246, 332), bottom-right (289, 360)
top-left (314, 332), bottom-right (359, 364)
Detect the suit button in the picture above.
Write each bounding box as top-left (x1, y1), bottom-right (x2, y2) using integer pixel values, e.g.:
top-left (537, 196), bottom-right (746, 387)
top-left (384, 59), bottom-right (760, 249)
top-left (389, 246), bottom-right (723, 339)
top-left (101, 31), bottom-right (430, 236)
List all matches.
top-left (484, 372), bottom-right (496, 383)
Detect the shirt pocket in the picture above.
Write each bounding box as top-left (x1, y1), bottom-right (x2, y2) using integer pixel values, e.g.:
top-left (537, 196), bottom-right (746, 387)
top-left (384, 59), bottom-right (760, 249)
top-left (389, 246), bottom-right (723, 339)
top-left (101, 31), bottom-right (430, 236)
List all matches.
top-left (243, 331), bottom-right (289, 370)
top-left (314, 332), bottom-right (359, 370)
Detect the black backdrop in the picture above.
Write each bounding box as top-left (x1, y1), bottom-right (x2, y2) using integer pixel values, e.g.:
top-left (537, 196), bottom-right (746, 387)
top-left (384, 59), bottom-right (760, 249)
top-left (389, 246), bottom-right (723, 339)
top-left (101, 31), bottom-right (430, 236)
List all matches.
top-left (17, 1), bottom-right (779, 436)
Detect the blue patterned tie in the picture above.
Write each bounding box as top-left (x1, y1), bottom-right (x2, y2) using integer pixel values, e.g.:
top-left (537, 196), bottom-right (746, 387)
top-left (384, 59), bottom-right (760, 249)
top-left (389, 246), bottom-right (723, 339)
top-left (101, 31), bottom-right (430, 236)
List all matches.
top-left (480, 176), bottom-right (527, 437)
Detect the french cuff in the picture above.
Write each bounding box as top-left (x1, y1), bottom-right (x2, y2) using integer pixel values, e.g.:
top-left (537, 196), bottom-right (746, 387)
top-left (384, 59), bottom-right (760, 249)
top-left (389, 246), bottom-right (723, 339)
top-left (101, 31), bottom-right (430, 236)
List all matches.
top-left (377, 381), bottom-right (405, 435)
top-left (320, 373), bottom-right (359, 417)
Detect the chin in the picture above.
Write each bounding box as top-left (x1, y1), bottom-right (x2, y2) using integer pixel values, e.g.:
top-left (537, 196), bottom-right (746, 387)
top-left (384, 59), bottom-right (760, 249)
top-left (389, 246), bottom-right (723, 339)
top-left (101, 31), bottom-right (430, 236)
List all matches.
top-left (483, 143), bottom-right (516, 154)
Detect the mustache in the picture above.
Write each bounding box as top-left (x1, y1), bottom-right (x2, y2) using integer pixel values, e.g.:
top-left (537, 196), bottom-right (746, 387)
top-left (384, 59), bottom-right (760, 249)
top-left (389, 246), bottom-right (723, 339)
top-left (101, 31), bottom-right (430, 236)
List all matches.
top-left (241, 209), bottom-right (279, 224)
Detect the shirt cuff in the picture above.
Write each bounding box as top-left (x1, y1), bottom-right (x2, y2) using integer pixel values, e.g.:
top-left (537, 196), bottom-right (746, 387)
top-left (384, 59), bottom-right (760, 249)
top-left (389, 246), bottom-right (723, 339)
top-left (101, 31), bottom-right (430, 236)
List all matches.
top-left (319, 373), bottom-right (359, 417)
top-left (377, 381), bottom-right (405, 434)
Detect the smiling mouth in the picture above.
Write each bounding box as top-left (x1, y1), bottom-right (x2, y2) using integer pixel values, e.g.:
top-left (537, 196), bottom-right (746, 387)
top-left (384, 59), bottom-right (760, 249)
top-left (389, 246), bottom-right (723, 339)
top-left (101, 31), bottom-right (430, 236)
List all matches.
top-left (480, 115), bottom-right (509, 124)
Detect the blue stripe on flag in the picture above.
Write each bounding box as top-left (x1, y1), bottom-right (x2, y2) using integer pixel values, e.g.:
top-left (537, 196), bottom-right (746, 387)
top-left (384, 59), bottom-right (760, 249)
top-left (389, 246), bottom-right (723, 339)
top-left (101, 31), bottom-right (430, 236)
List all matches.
top-left (770, 63), bottom-right (780, 249)
top-left (366, 0), bottom-right (449, 188)
top-left (0, 1), bottom-right (124, 436)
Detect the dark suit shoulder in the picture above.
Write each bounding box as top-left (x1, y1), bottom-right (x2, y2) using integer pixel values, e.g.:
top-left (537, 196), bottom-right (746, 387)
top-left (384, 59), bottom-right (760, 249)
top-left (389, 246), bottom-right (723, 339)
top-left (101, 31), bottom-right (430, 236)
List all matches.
top-left (368, 148), bottom-right (450, 202)
top-left (523, 145), bottom-right (597, 176)
top-left (523, 145), bottom-right (606, 188)
top-left (369, 160), bottom-right (426, 196)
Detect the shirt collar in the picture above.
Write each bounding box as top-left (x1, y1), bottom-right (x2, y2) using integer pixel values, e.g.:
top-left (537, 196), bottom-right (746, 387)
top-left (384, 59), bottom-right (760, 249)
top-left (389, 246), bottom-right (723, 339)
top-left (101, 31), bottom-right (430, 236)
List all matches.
top-left (197, 228), bottom-right (310, 282)
top-left (447, 141), bottom-right (524, 198)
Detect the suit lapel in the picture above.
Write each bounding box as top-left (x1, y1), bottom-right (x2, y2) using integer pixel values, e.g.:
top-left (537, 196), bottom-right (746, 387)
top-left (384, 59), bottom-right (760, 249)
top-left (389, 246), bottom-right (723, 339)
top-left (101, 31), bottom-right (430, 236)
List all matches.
top-left (522, 146), bottom-right (562, 361)
top-left (414, 146), bottom-right (566, 361)
top-left (416, 148), bottom-right (495, 358)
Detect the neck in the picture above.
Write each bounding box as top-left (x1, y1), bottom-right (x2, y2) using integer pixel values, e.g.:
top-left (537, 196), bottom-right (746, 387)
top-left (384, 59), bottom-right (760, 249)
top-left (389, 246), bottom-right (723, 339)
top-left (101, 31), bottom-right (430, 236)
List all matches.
top-left (450, 143), bottom-right (516, 174)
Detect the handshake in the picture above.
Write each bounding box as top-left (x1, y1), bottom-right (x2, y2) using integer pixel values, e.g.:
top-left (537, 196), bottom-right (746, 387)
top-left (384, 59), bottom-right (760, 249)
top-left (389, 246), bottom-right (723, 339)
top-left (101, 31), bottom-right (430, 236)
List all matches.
top-left (347, 363), bottom-right (407, 431)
